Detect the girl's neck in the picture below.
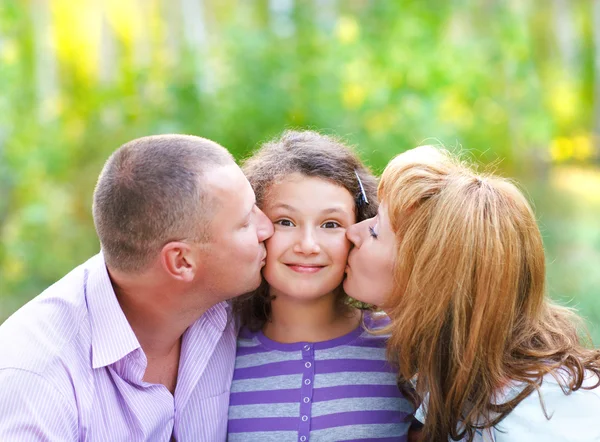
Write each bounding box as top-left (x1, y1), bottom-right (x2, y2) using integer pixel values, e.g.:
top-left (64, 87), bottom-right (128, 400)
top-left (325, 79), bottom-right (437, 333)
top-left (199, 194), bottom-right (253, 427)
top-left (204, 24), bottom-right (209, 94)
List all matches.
top-left (262, 289), bottom-right (362, 344)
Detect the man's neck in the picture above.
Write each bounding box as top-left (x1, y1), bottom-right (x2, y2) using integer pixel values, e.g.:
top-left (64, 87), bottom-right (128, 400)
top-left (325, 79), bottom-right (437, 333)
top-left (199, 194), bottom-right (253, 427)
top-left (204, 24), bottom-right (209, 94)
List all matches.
top-left (262, 289), bottom-right (361, 344)
top-left (107, 267), bottom-right (216, 380)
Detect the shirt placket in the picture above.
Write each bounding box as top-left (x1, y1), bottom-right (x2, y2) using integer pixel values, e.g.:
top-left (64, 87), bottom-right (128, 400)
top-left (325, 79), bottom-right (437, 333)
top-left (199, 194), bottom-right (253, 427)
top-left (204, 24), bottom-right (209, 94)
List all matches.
top-left (298, 343), bottom-right (315, 442)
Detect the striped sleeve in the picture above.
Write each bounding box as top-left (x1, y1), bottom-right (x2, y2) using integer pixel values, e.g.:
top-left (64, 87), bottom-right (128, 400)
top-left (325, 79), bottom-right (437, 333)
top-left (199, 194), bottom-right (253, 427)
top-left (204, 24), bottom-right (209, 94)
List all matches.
top-left (0, 368), bottom-right (78, 441)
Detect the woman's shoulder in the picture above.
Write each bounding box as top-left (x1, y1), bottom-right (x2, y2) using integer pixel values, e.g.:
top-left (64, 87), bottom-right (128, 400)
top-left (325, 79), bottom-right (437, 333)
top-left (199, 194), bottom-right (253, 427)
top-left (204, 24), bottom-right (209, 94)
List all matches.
top-left (419, 372), bottom-right (600, 441)
top-left (492, 371), bottom-right (600, 441)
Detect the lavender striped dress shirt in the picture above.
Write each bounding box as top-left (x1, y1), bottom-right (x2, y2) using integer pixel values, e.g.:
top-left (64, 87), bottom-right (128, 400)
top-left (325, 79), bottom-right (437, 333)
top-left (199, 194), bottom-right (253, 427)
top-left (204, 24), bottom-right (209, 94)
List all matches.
top-left (0, 253), bottom-right (236, 441)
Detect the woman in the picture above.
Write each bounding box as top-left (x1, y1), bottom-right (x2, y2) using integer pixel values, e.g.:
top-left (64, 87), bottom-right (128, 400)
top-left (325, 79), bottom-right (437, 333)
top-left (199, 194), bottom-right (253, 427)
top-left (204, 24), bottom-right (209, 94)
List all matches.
top-left (344, 145), bottom-right (600, 441)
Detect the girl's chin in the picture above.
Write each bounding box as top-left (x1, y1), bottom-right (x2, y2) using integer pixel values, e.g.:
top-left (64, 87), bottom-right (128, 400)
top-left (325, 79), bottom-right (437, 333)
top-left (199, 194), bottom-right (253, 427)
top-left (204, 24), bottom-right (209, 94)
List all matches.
top-left (270, 288), bottom-right (339, 301)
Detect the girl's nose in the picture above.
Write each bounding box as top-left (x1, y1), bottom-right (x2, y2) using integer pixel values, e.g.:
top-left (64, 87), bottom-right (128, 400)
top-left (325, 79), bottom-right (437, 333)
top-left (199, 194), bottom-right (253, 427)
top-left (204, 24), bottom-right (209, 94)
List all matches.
top-left (294, 229), bottom-right (321, 255)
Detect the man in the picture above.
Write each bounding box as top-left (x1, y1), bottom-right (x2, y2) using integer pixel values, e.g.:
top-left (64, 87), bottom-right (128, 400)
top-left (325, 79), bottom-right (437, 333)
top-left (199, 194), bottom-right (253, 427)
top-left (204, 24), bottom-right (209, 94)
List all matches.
top-left (0, 135), bottom-right (274, 440)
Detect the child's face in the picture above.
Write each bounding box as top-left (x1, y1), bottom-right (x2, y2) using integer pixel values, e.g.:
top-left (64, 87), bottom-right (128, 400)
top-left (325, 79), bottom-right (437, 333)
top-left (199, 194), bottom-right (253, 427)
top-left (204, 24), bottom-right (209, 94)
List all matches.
top-left (262, 173), bottom-right (355, 302)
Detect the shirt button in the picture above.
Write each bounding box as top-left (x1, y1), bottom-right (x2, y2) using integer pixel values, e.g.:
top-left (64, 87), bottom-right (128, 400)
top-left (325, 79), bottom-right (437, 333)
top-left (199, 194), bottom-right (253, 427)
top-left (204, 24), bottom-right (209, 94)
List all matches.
top-left (303, 397), bottom-right (310, 403)
top-left (303, 344), bottom-right (310, 351)
top-left (304, 379), bottom-right (311, 385)
top-left (302, 415), bottom-right (308, 422)
top-left (305, 362), bottom-right (312, 368)
top-left (300, 436), bottom-right (307, 441)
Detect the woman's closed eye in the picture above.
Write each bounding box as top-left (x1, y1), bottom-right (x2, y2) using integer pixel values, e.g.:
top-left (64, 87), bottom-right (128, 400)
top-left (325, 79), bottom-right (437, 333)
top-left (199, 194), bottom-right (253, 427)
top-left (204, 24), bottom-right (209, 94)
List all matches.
top-left (368, 225), bottom-right (379, 239)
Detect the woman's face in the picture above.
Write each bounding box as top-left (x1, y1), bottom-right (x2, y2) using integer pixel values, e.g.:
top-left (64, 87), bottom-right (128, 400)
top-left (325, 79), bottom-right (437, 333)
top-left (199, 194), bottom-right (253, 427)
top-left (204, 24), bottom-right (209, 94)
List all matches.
top-left (344, 203), bottom-right (397, 308)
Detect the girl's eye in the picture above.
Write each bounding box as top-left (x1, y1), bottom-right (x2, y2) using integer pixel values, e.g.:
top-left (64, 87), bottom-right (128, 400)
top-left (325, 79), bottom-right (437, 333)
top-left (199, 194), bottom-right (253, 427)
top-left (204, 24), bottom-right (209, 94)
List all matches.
top-left (322, 221), bottom-right (341, 229)
top-left (276, 219), bottom-right (295, 227)
top-left (368, 225), bottom-right (379, 239)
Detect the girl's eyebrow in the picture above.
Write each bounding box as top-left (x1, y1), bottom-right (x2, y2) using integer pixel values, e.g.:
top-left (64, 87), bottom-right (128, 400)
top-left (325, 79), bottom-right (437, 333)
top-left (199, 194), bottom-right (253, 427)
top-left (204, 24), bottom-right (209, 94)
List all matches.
top-left (269, 203), bottom-right (296, 212)
top-left (321, 207), bottom-right (349, 216)
top-left (270, 203), bottom-right (351, 217)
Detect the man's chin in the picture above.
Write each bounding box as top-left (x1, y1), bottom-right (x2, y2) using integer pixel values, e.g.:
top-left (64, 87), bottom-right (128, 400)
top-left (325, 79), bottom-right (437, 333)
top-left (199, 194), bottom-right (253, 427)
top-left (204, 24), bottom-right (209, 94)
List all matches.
top-left (247, 274), bottom-right (265, 293)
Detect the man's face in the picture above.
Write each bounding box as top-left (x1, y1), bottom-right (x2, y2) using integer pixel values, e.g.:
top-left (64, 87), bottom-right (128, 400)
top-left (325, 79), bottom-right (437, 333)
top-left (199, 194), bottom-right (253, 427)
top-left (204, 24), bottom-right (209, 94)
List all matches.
top-left (197, 164), bottom-right (274, 300)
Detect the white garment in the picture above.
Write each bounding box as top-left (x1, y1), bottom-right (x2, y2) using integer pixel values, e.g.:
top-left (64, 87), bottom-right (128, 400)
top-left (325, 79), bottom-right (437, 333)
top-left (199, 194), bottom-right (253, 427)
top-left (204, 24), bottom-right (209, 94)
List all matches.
top-left (416, 372), bottom-right (600, 441)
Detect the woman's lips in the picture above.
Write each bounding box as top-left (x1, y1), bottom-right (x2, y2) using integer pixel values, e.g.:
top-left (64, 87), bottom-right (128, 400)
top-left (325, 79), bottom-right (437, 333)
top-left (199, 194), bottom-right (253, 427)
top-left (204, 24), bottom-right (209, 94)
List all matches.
top-left (286, 264), bottom-right (324, 274)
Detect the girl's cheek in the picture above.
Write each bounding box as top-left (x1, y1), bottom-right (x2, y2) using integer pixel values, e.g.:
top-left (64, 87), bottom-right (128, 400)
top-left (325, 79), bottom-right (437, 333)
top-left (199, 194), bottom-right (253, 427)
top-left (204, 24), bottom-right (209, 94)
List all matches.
top-left (339, 240), bottom-right (352, 258)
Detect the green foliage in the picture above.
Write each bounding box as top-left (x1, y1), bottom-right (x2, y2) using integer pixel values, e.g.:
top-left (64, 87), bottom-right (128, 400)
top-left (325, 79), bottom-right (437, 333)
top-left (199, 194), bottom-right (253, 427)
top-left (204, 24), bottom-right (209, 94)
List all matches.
top-left (0, 0), bottom-right (599, 344)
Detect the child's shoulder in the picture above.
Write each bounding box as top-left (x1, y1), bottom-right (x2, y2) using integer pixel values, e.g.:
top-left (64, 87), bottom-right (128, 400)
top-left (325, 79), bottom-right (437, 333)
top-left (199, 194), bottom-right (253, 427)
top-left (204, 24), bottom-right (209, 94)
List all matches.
top-left (351, 311), bottom-right (392, 349)
top-left (236, 326), bottom-right (263, 349)
top-left (362, 310), bottom-right (392, 332)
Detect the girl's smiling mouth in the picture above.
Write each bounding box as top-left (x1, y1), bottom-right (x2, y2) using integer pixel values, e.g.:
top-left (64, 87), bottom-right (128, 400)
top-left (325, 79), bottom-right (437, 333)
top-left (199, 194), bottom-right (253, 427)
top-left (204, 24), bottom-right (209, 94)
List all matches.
top-left (286, 264), bottom-right (325, 273)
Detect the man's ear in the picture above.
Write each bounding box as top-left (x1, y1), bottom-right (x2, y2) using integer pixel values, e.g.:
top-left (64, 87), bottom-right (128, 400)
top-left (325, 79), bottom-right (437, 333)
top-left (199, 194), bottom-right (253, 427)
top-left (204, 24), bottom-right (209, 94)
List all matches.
top-left (160, 241), bottom-right (200, 282)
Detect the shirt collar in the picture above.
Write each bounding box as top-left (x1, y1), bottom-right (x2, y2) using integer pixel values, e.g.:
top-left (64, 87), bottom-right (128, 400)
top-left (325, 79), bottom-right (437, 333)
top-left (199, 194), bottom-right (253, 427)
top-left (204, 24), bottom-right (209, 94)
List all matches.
top-left (86, 253), bottom-right (142, 369)
top-left (201, 300), bottom-right (229, 333)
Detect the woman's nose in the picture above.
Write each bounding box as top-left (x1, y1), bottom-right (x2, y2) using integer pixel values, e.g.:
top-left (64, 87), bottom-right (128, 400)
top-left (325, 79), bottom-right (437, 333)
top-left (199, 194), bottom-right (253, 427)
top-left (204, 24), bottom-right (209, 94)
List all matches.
top-left (347, 219), bottom-right (367, 248)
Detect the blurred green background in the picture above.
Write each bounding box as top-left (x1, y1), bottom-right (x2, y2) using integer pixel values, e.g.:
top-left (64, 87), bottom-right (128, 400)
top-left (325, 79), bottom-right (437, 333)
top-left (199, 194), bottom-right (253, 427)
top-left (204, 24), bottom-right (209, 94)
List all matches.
top-left (1, 0), bottom-right (599, 344)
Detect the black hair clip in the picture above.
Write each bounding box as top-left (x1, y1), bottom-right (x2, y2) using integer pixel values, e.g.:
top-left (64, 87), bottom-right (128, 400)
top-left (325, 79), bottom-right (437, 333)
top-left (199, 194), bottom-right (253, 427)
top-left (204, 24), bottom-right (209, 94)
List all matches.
top-left (354, 170), bottom-right (369, 207)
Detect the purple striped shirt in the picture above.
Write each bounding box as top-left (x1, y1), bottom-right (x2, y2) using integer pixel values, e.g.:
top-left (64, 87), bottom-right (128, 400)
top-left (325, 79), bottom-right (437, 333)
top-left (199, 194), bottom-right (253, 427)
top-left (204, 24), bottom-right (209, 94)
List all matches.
top-left (0, 253), bottom-right (236, 441)
top-left (228, 313), bottom-right (414, 441)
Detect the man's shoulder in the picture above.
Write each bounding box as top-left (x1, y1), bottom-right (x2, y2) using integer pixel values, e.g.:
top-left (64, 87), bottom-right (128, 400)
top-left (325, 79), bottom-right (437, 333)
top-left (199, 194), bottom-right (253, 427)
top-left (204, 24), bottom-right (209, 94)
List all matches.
top-left (0, 258), bottom-right (94, 374)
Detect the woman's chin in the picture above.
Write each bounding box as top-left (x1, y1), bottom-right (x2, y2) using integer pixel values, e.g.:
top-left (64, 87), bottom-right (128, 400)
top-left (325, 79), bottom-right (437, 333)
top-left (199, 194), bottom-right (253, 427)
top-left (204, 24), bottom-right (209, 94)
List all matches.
top-left (343, 278), bottom-right (364, 303)
top-left (342, 278), bottom-right (353, 296)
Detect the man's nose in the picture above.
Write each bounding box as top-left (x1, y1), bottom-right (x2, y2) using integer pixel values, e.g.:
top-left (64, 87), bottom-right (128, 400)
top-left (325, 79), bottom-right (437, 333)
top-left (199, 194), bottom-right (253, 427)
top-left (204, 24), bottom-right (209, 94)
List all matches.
top-left (256, 207), bottom-right (274, 241)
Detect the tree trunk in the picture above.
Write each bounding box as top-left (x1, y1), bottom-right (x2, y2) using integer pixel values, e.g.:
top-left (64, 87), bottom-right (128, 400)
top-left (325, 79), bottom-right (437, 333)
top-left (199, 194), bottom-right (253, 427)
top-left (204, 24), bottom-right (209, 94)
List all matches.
top-left (31, 0), bottom-right (59, 122)
top-left (593, 0), bottom-right (600, 155)
top-left (180, 0), bottom-right (213, 94)
top-left (553, 0), bottom-right (579, 75)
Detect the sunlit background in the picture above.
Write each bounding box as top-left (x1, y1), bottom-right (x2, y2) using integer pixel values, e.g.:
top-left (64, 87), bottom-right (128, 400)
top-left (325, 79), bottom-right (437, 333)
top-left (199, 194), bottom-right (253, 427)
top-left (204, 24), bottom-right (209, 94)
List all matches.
top-left (1, 0), bottom-right (599, 344)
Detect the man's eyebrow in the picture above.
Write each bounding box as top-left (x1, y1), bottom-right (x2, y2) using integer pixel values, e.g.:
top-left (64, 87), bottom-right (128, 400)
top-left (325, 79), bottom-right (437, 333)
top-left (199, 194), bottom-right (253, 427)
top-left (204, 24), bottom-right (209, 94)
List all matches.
top-left (240, 201), bottom-right (255, 223)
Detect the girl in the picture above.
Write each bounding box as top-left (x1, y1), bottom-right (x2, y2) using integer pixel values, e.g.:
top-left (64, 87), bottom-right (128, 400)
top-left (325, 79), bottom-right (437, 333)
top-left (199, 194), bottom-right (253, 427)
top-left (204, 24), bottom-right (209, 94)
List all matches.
top-left (344, 145), bottom-right (600, 441)
top-left (227, 130), bottom-right (415, 441)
